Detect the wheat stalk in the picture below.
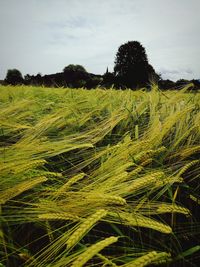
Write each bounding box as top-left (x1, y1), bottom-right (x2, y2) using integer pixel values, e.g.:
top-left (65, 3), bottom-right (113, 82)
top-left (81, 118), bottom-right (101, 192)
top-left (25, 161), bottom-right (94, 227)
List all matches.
top-left (97, 253), bottom-right (118, 267)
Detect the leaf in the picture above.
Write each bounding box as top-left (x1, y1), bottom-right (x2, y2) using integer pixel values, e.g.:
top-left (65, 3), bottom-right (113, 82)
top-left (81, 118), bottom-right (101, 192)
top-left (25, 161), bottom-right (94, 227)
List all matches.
top-left (176, 246), bottom-right (200, 260)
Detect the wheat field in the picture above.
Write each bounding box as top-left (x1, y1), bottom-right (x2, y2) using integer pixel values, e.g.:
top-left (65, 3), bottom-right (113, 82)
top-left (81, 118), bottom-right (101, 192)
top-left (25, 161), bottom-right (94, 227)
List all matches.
top-left (0, 85), bottom-right (199, 266)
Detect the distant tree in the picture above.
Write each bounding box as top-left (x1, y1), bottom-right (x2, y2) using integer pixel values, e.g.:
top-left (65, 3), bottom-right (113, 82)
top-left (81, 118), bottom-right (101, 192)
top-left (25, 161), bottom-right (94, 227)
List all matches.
top-left (24, 74), bottom-right (31, 81)
top-left (5, 69), bottom-right (24, 85)
top-left (35, 73), bottom-right (43, 85)
top-left (114, 41), bottom-right (158, 88)
top-left (176, 79), bottom-right (190, 86)
top-left (158, 79), bottom-right (175, 90)
top-left (87, 76), bottom-right (102, 89)
top-left (63, 64), bottom-right (88, 87)
top-left (24, 74), bottom-right (32, 85)
top-left (63, 64), bottom-right (86, 73)
top-left (191, 79), bottom-right (200, 90)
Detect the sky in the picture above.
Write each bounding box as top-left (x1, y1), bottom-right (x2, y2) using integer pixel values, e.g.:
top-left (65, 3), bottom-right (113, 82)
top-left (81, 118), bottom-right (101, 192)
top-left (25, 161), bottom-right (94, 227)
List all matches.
top-left (0, 0), bottom-right (200, 81)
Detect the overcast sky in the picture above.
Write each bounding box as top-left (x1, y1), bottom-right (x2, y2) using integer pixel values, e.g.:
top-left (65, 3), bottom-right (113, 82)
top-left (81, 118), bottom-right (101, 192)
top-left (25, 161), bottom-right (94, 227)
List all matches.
top-left (0, 0), bottom-right (199, 81)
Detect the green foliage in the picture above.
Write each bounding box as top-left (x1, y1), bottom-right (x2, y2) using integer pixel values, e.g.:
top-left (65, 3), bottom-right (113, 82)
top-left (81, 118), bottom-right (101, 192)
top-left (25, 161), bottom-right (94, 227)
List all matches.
top-left (0, 85), bottom-right (199, 266)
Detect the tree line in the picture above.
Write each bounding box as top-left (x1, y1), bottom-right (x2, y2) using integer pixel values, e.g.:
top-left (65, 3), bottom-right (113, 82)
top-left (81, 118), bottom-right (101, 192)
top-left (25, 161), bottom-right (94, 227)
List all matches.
top-left (3, 41), bottom-right (200, 90)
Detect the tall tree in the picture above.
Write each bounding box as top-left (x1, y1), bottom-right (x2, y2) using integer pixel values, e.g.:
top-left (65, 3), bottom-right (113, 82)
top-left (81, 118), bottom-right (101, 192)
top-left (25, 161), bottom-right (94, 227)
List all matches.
top-left (114, 41), bottom-right (157, 88)
top-left (5, 69), bottom-right (24, 85)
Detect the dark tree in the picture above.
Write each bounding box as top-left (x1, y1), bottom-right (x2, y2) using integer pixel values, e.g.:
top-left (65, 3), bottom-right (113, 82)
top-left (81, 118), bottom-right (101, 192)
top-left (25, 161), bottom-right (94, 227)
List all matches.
top-left (114, 41), bottom-right (157, 88)
top-left (158, 79), bottom-right (175, 90)
top-left (24, 74), bottom-right (32, 85)
top-left (191, 79), bottom-right (200, 91)
top-left (63, 64), bottom-right (86, 73)
top-left (5, 69), bottom-right (24, 85)
top-left (63, 64), bottom-right (88, 87)
top-left (86, 75), bottom-right (102, 89)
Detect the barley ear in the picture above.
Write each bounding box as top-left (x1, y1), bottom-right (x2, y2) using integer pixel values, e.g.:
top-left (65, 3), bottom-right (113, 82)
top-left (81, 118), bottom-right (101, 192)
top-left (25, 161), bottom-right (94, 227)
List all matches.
top-left (122, 251), bottom-right (171, 267)
top-left (71, 236), bottom-right (118, 267)
top-left (0, 177), bottom-right (47, 205)
top-left (66, 209), bottom-right (107, 250)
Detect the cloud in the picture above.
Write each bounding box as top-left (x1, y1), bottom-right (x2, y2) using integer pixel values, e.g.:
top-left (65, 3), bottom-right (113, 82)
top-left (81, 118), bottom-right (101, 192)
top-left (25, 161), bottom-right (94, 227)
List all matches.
top-left (0, 0), bottom-right (199, 80)
top-left (160, 68), bottom-right (194, 81)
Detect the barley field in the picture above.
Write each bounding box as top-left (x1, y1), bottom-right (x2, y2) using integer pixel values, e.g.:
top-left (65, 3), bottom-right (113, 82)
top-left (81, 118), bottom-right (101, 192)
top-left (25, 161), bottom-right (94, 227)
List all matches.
top-left (0, 85), bottom-right (200, 267)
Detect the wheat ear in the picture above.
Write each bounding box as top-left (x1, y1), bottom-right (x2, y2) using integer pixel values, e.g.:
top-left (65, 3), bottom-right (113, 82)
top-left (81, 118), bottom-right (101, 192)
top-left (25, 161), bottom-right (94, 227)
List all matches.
top-left (14, 159), bottom-right (47, 174)
top-left (122, 251), bottom-right (171, 267)
top-left (177, 160), bottom-right (200, 176)
top-left (0, 176), bottom-right (47, 204)
top-left (157, 204), bottom-right (190, 215)
top-left (0, 159), bottom-right (46, 174)
top-left (118, 212), bottom-right (172, 234)
top-left (190, 194), bottom-right (200, 205)
top-left (180, 145), bottom-right (200, 159)
top-left (128, 172), bottom-right (164, 193)
top-left (71, 236), bottom-right (118, 267)
top-left (66, 209), bottom-right (107, 250)
top-left (38, 212), bottom-right (79, 221)
top-left (55, 173), bottom-right (85, 196)
top-left (88, 193), bottom-right (127, 205)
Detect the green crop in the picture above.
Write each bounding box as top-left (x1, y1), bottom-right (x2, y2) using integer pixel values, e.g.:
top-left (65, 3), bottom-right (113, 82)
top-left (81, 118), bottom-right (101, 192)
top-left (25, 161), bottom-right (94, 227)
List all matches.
top-left (0, 85), bottom-right (199, 266)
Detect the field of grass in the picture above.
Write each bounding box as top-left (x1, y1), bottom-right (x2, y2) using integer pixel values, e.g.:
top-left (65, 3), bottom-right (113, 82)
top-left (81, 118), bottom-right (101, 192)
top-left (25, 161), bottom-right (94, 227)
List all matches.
top-left (0, 85), bottom-right (200, 267)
